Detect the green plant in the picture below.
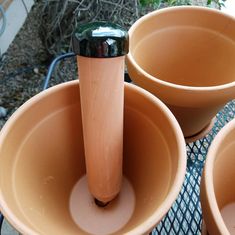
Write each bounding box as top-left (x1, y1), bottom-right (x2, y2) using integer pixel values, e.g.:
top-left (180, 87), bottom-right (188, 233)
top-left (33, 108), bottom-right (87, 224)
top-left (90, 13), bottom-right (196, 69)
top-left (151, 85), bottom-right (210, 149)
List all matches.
top-left (207, 0), bottom-right (226, 8)
top-left (140, 0), bottom-right (227, 8)
top-left (140, 0), bottom-right (162, 7)
top-left (163, 0), bottom-right (191, 6)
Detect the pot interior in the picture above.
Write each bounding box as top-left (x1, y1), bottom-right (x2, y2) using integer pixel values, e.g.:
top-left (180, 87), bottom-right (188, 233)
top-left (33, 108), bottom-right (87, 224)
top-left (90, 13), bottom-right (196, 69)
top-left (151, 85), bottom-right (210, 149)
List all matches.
top-left (130, 8), bottom-right (235, 87)
top-left (0, 81), bottom-right (183, 235)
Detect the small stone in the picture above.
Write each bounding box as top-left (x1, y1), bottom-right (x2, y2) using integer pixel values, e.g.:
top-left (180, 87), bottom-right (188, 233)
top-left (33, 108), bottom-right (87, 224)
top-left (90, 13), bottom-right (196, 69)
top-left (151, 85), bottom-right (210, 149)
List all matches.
top-left (33, 67), bottom-right (39, 74)
top-left (0, 107), bottom-right (7, 118)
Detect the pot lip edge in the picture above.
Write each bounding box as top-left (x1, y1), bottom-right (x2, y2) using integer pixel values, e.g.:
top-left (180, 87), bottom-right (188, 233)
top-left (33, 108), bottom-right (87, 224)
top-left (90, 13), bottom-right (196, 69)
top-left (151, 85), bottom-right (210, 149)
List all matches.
top-left (127, 52), bottom-right (235, 93)
top-left (0, 194), bottom-right (38, 235)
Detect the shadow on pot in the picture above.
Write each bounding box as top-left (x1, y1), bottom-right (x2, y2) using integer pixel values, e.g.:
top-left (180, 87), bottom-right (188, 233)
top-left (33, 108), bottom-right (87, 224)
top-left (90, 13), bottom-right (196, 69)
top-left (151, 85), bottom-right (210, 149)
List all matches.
top-left (127, 6), bottom-right (235, 142)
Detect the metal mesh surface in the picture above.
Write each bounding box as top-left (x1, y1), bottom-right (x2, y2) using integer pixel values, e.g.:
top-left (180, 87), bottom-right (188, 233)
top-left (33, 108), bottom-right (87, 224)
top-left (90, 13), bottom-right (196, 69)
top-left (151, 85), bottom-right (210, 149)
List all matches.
top-left (0, 53), bottom-right (235, 234)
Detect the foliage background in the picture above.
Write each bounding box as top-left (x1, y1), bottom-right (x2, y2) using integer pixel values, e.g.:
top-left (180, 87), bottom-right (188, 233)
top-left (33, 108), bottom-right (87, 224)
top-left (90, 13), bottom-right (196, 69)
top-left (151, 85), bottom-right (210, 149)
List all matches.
top-left (39, 0), bottom-right (226, 55)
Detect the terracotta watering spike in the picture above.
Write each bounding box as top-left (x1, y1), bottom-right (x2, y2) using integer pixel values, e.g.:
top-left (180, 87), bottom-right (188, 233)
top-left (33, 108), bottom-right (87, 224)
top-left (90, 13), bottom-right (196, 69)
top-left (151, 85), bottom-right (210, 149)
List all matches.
top-left (72, 22), bottom-right (129, 204)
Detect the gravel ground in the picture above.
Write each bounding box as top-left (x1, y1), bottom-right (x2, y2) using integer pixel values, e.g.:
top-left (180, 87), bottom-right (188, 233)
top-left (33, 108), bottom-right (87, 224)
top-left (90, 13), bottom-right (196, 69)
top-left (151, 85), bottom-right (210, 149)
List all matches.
top-left (0, 2), bottom-right (77, 130)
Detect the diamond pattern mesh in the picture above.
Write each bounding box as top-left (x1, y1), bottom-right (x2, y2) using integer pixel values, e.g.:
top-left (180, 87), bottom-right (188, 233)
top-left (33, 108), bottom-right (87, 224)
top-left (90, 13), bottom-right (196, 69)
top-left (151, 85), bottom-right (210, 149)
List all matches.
top-left (152, 100), bottom-right (235, 235)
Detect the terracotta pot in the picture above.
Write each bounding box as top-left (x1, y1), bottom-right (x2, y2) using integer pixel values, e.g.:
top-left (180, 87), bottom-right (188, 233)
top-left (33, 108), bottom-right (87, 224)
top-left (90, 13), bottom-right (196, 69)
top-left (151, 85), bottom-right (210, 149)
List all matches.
top-left (201, 119), bottom-right (235, 235)
top-left (0, 81), bottom-right (186, 235)
top-left (127, 6), bottom-right (235, 140)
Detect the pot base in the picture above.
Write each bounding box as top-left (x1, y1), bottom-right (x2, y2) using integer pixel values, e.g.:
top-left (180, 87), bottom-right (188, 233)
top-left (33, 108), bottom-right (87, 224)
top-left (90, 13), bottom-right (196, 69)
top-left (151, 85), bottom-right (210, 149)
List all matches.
top-left (185, 117), bottom-right (216, 143)
top-left (69, 175), bottom-right (135, 235)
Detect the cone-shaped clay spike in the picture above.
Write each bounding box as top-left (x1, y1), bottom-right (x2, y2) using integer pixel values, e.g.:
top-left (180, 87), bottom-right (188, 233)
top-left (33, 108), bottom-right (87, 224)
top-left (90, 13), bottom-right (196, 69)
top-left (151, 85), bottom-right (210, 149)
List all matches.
top-left (72, 22), bottom-right (128, 204)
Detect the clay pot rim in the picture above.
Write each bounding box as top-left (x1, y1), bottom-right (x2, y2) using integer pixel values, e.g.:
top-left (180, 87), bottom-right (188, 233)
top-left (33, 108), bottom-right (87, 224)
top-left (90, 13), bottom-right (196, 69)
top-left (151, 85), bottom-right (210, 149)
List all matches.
top-left (0, 81), bottom-right (186, 235)
top-left (203, 119), bottom-right (235, 235)
top-left (127, 6), bottom-right (235, 93)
